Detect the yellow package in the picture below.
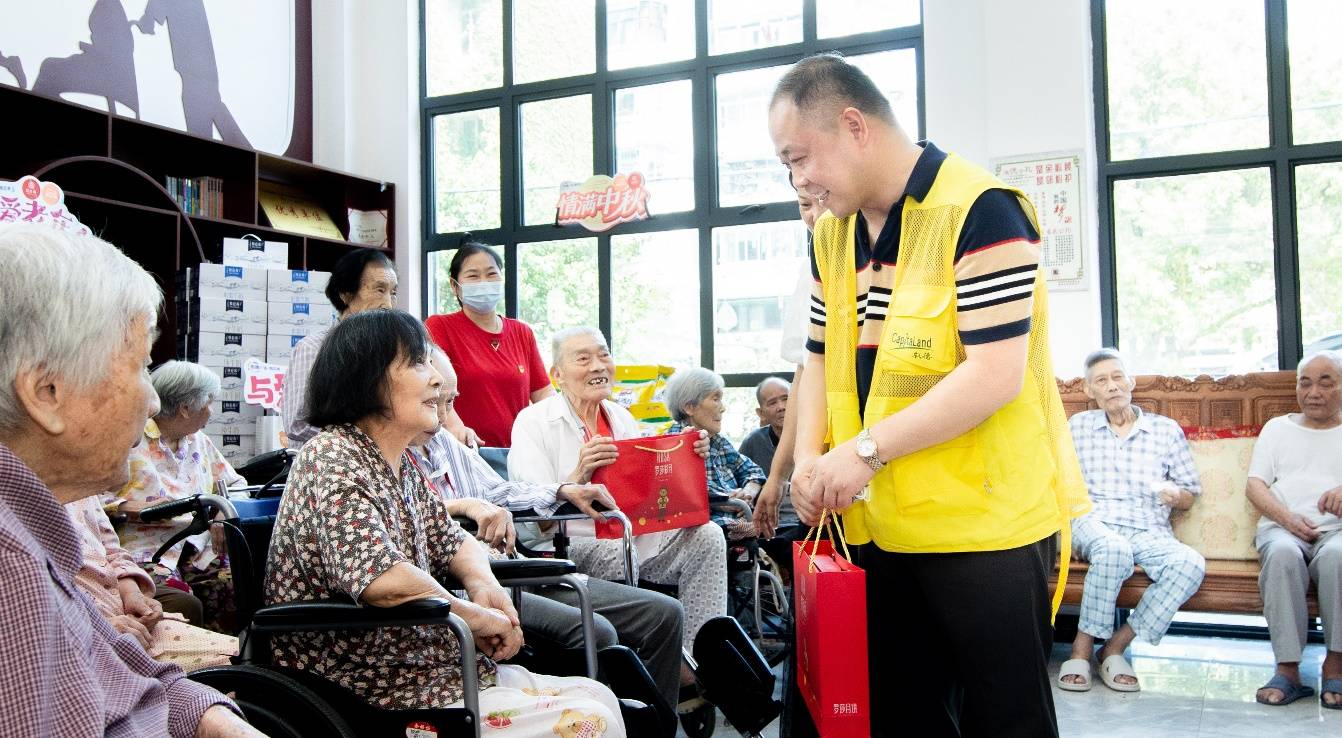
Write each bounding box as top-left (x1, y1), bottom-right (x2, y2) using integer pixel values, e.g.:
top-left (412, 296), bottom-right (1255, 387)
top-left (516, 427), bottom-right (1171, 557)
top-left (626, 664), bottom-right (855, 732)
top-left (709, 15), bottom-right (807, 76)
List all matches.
top-left (612, 365), bottom-right (676, 436)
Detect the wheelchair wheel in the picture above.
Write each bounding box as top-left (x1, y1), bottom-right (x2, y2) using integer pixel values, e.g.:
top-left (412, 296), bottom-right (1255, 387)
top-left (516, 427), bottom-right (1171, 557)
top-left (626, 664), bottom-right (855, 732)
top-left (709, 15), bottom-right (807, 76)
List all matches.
top-left (189, 665), bottom-right (357, 738)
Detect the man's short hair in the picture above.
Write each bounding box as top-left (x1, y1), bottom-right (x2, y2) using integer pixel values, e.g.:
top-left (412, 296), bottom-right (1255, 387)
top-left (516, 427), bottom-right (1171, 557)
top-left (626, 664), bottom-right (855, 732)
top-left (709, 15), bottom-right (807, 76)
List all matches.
top-left (306, 310), bottom-right (430, 428)
top-left (1083, 348), bottom-right (1126, 378)
top-left (770, 52), bottom-right (896, 127)
top-left (1297, 349), bottom-right (1342, 377)
top-left (551, 326), bottom-right (609, 367)
top-left (755, 376), bottom-right (791, 406)
top-left (325, 247), bottom-right (394, 313)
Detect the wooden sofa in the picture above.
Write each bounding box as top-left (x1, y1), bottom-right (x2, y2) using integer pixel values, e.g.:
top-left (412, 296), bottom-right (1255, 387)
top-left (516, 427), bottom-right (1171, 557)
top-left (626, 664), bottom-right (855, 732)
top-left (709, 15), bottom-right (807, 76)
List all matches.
top-left (1048, 371), bottom-right (1319, 616)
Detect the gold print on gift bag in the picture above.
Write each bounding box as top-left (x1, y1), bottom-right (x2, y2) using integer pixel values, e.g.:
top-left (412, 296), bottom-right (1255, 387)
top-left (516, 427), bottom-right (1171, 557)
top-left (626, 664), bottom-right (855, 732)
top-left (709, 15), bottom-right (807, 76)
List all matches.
top-left (635, 437), bottom-right (684, 529)
top-left (657, 487), bottom-right (670, 521)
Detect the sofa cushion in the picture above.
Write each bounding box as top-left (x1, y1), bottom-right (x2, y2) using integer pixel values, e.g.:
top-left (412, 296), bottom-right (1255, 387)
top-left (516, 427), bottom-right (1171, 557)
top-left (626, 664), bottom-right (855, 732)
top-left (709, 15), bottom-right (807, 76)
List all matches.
top-left (1171, 429), bottom-right (1262, 561)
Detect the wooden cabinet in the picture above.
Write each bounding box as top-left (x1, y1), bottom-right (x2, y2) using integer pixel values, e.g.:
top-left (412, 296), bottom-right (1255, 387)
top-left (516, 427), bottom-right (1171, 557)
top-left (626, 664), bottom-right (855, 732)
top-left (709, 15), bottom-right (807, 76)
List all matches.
top-left (0, 85), bottom-right (395, 363)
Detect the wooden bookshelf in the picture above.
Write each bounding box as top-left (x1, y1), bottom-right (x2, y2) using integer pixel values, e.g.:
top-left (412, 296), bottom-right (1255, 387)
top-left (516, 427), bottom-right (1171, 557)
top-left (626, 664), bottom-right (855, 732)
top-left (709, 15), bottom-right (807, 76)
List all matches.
top-left (0, 84), bottom-right (395, 364)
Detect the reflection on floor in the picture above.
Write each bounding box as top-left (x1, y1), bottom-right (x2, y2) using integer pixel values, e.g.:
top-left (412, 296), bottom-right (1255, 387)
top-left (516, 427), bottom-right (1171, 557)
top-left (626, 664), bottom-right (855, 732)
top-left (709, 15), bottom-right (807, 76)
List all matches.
top-left (1052, 636), bottom-right (1341, 737)
top-left (686, 636), bottom-right (1341, 737)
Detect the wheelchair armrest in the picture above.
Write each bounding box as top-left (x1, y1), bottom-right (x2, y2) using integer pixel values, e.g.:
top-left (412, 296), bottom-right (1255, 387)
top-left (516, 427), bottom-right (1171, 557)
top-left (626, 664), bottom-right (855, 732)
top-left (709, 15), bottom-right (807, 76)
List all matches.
top-left (710, 496), bottom-right (753, 517)
top-left (250, 597), bottom-right (454, 632)
top-left (490, 557), bottom-right (577, 581)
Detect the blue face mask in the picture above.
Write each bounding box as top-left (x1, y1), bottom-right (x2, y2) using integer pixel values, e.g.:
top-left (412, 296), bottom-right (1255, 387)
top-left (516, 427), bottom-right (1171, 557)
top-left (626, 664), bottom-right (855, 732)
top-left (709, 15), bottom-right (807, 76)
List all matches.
top-left (457, 280), bottom-right (503, 312)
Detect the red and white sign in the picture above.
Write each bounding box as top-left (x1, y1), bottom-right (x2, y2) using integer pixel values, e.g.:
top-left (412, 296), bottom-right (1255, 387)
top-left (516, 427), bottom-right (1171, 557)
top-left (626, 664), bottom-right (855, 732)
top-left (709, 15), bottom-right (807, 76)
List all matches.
top-left (0, 175), bottom-right (90, 235)
top-left (242, 357), bottom-right (287, 411)
top-left (555, 172), bottom-right (650, 232)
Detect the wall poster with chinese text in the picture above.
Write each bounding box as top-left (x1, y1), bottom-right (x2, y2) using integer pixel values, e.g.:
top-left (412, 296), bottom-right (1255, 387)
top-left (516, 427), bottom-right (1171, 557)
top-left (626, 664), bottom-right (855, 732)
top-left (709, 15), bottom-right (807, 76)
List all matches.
top-left (992, 151), bottom-right (1085, 290)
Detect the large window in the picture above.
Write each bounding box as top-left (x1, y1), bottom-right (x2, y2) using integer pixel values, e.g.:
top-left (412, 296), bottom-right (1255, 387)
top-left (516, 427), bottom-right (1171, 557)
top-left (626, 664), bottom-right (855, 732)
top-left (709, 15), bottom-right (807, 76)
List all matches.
top-left (1094, 0), bottom-right (1342, 375)
top-left (422, 0), bottom-right (923, 441)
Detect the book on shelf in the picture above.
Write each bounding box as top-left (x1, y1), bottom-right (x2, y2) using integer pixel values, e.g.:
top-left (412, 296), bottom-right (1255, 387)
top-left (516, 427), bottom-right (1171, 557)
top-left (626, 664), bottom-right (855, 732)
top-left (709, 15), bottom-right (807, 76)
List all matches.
top-left (165, 175), bottom-right (224, 218)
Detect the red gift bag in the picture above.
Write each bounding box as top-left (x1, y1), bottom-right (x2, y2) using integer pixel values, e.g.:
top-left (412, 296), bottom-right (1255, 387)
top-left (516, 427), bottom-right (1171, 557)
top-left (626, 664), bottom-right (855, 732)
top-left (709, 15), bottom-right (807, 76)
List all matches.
top-left (590, 430), bottom-right (710, 539)
top-left (792, 511), bottom-right (870, 737)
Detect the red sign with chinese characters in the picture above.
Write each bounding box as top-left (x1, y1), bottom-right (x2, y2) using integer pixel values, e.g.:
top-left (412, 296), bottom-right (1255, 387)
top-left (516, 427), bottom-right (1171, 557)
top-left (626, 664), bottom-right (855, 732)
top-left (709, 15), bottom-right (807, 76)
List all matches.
top-left (555, 172), bottom-right (650, 232)
top-left (242, 357), bottom-right (287, 411)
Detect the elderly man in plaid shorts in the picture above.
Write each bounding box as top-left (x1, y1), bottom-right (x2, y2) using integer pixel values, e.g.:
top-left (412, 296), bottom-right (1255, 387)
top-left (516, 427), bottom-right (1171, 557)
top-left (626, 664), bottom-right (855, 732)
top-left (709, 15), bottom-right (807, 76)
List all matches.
top-left (1057, 348), bottom-right (1206, 693)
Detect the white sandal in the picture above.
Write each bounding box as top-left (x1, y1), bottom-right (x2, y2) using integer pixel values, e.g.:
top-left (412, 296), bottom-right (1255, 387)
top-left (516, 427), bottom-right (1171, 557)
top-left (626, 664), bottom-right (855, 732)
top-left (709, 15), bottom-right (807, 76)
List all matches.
top-left (1099, 654), bottom-right (1140, 692)
top-left (1057, 658), bottom-right (1092, 692)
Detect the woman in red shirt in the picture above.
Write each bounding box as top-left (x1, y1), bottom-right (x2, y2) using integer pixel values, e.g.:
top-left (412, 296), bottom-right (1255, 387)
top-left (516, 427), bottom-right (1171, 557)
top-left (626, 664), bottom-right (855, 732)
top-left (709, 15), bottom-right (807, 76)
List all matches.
top-left (425, 243), bottom-right (554, 447)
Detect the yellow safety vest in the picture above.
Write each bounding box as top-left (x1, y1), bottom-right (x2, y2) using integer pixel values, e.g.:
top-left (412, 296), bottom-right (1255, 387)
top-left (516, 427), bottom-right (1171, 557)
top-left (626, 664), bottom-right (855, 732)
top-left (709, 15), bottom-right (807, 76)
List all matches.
top-left (813, 152), bottom-right (1091, 615)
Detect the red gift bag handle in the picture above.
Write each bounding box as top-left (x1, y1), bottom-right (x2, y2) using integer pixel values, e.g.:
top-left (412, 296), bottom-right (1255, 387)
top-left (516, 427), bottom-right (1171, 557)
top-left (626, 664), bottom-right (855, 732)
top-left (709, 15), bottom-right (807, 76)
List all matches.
top-left (800, 508), bottom-right (855, 572)
top-left (631, 438), bottom-right (685, 454)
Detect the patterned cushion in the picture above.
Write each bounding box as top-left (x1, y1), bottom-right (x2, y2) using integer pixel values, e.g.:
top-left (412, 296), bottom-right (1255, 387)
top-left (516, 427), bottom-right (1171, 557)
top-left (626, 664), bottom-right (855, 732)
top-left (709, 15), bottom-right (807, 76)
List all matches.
top-left (1171, 432), bottom-right (1262, 561)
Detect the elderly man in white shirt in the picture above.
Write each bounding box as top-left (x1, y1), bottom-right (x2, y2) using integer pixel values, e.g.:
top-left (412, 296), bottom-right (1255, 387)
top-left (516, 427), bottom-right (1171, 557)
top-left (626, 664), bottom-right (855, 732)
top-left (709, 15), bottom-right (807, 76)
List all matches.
top-left (508, 326), bottom-right (728, 703)
top-left (408, 348), bottom-right (686, 710)
top-left (1058, 348), bottom-right (1205, 693)
top-left (1249, 350), bottom-right (1342, 709)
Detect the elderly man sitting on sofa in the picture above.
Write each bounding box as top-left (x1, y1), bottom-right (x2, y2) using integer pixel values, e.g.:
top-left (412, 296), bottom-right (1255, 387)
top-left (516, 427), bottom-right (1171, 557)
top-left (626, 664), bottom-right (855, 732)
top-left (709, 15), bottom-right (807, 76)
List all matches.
top-left (1058, 348), bottom-right (1206, 692)
top-left (1249, 350), bottom-right (1342, 709)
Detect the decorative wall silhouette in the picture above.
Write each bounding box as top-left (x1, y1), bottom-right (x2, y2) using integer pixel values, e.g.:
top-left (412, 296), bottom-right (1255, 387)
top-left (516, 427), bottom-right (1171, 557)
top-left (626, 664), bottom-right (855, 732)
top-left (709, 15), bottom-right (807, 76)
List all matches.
top-left (3, 0), bottom-right (311, 160)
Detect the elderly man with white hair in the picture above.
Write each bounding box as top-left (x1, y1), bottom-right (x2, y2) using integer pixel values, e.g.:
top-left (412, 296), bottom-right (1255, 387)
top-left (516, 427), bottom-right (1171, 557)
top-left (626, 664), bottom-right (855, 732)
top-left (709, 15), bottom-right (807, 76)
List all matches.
top-left (0, 223), bottom-right (262, 736)
top-left (508, 326), bottom-right (728, 713)
top-left (1059, 348), bottom-right (1205, 693)
top-left (1249, 350), bottom-right (1342, 709)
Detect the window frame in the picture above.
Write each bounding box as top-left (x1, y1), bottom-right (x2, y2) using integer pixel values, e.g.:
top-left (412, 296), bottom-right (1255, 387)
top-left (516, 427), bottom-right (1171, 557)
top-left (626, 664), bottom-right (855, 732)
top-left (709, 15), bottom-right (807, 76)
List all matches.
top-left (421, 0), bottom-right (925, 391)
top-left (1091, 0), bottom-right (1342, 370)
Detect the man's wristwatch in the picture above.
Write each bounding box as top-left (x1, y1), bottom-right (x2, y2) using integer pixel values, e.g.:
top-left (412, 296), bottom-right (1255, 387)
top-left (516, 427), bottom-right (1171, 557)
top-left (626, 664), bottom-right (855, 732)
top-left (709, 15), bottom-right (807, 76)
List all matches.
top-left (855, 428), bottom-right (884, 471)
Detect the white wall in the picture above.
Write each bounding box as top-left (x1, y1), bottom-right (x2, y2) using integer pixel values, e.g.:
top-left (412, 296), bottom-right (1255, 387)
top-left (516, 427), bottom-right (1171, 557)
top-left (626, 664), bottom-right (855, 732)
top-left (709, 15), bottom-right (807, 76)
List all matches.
top-left (925, 0), bottom-right (1103, 379)
top-left (312, 0), bottom-right (422, 315)
top-left (312, 0), bottom-right (1102, 369)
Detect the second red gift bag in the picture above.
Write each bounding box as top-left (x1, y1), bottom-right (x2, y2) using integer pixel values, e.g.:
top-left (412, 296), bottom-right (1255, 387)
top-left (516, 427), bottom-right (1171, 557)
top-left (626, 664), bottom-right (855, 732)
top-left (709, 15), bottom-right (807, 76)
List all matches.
top-left (591, 430), bottom-right (709, 539)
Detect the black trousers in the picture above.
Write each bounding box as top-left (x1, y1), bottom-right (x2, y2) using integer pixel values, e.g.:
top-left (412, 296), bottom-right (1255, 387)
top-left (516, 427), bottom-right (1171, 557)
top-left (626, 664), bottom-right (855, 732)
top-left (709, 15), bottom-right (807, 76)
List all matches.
top-left (783, 535), bottom-right (1058, 738)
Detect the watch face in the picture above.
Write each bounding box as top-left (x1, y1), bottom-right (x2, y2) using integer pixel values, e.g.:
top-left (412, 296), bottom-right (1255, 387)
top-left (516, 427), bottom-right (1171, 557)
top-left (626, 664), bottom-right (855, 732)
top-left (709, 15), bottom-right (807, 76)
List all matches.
top-left (857, 437), bottom-right (877, 457)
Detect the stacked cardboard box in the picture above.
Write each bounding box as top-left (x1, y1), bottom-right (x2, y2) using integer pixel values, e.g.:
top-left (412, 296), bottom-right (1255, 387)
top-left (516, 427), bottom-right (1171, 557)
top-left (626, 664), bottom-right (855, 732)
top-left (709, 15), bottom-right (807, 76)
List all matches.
top-left (175, 257), bottom-right (332, 463)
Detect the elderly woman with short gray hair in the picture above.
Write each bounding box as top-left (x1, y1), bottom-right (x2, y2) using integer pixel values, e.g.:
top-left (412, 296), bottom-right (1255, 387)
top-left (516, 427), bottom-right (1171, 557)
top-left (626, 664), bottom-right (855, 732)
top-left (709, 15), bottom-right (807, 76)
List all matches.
top-left (0, 222), bottom-right (259, 735)
top-left (665, 367), bottom-right (766, 538)
top-left (108, 360), bottom-right (247, 633)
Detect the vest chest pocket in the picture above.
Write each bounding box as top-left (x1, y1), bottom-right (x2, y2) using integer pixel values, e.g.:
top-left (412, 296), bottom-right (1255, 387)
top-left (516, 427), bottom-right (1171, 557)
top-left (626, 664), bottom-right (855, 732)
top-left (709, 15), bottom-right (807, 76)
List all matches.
top-left (876, 285), bottom-right (957, 376)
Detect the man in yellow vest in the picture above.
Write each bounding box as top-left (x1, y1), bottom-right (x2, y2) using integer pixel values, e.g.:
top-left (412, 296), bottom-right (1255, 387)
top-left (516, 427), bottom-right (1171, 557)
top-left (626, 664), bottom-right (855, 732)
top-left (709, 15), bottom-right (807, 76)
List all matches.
top-left (768, 53), bottom-right (1089, 737)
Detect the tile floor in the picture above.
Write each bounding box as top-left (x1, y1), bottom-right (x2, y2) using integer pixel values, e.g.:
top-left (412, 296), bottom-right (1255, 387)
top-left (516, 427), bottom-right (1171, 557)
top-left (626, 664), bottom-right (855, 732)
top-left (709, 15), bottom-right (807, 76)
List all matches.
top-left (687, 636), bottom-right (1341, 737)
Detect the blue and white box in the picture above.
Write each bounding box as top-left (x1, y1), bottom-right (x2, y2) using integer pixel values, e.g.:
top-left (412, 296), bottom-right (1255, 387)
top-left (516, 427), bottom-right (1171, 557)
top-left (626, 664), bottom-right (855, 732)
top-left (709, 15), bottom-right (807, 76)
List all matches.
top-left (223, 236), bottom-right (290, 271)
top-left (266, 334), bottom-right (307, 364)
top-left (191, 297), bottom-right (268, 336)
top-left (266, 269), bottom-right (332, 303)
top-left (184, 264), bottom-right (268, 302)
top-left (267, 301), bottom-right (338, 334)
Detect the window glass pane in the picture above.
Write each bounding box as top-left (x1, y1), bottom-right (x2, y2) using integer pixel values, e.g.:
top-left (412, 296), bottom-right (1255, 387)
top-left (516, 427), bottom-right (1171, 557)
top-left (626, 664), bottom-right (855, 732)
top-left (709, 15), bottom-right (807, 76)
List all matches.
top-left (817, 0), bottom-right (920, 39)
top-left (612, 229), bottom-right (700, 367)
top-left (513, 0), bottom-right (595, 83)
top-left (433, 108), bottom-right (500, 232)
top-left (849, 48), bottom-right (921, 140)
top-left (426, 0), bottom-right (502, 96)
top-left (713, 221), bottom-right (808, 374)
top-left (607, 0), bottom-right (695, 71)
top-left (1114, 169), bottom-right (1276, 376)
top-left (1295, 163), bottom-right (1342, 361)
top-left (428, 248), bottom-right (506, 316)
top-left (517, 238), bottom-right (599, 367)
top-left (721, 386), bottom-right (761, 447)
top-left (709, 0), bottom-right (801, 56)
top-left (1105, 0), bottom-right (1268, 160)
top-left (1288, 0), bottom-right (1342, 145)
top-left (521, 95), bottom-right (593, 226)
top-left (717, 64), bottom-right (790, 207)
top-left (615, 80), bottom-right (694, 214)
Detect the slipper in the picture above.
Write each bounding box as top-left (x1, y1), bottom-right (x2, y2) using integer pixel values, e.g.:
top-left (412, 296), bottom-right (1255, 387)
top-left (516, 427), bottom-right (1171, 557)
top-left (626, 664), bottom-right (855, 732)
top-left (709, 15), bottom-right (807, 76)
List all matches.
top-left (1321, 677), bottom-right (1342, 710)
top-left (1057, 658), bottom-right (1093, 692)
top-left (1099, 653), bottom-right (1140, 692)
top-left (1254, 673), bottom-right (1314, 706)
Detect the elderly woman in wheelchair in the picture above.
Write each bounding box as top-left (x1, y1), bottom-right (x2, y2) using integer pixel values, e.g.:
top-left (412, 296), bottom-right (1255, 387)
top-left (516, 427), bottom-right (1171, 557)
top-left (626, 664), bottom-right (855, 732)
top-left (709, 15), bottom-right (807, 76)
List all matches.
top-left (263, 310), bottom-right (625, 736)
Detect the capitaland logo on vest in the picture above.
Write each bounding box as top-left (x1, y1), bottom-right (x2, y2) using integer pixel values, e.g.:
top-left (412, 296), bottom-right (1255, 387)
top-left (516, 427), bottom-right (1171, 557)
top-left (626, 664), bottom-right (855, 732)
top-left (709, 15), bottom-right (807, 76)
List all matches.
top-left (887, 332), bottom-right (934, 350)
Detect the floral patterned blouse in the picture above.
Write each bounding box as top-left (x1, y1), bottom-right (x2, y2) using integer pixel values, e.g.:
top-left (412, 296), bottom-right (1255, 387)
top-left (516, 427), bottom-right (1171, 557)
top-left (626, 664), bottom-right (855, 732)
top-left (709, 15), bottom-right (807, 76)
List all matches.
top-left (109, 419), bottom-right (244, 574)
top-left (263, 423), bottom-right (496, 709)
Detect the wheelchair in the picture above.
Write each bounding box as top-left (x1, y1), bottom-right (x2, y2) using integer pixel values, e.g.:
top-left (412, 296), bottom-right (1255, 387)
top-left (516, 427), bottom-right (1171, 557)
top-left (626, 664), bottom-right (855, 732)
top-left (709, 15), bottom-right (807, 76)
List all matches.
top-left (478, 447), bottom-right (784, 738)
top-left (139, 491), bottom-right (670, 737)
